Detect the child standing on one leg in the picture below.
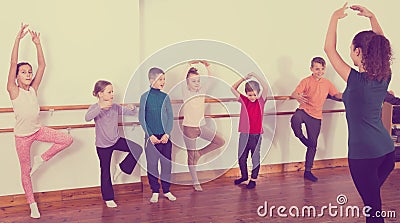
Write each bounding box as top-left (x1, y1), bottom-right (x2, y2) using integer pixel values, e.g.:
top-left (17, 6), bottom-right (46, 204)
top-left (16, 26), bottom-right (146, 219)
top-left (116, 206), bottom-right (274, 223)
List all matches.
top-left (181, 61), bottom-right (225, 191)
top-left (85, 80), bottom-right (143, 208)
top-left (7, 23), bottom-right (73, 219)
top-left (290, 57), bottom-right (342, 182)
top-left (231, 72), bottom-right (268, 189)
top-left (139, 67), bottom-right (176, 203)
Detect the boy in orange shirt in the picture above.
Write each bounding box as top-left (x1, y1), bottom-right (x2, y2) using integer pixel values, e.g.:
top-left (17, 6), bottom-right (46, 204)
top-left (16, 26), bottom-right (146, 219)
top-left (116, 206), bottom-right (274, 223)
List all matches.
top-left (291, 57), bottom-right (342, 182)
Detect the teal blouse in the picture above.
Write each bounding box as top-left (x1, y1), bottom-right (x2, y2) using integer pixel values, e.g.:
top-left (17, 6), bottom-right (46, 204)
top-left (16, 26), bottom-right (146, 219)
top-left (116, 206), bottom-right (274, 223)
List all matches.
top-left (342, 68), bottom-right (394, 159)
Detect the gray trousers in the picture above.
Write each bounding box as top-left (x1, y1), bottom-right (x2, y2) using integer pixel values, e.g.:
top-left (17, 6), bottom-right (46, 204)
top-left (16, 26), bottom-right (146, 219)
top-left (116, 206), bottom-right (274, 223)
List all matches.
top-left (290, 109), bottom-right (321, 171)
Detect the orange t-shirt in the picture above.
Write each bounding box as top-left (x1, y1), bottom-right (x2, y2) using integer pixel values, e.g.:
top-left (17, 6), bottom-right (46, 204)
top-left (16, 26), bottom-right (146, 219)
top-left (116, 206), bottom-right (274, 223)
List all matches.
top-left (293, 75), bottom-right (339, 119)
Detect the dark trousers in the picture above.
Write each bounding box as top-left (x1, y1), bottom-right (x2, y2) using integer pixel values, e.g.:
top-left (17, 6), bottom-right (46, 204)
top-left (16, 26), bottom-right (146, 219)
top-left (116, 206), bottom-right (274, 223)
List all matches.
top-left (349, 151), bottom-right (395, 223)
top-left (145, 134), bottom-right (172, 193)
top-left (290, 109), bottom-right (321, 171)
top-left (238, 133), bottom-right (262, 180)
top-left (96, 137), bottom-right (143, 201)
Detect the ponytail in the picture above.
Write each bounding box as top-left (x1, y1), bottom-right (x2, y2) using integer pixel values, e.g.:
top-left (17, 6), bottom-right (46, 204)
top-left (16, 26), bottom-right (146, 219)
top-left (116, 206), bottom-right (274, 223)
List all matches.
top-left (364, 34), bottom-right (392, 82)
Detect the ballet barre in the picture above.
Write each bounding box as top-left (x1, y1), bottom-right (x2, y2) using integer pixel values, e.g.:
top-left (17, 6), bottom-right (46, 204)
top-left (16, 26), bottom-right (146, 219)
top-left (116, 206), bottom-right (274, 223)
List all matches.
top-left (0, 96), bottom-right (294, 114)
top-left (0, 109), bottom-right (345, 133)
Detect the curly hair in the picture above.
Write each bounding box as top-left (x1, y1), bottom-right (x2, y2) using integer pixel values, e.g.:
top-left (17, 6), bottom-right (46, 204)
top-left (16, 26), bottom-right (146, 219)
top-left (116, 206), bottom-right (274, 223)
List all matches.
top-left (352, 30), bottom-right (392, 82)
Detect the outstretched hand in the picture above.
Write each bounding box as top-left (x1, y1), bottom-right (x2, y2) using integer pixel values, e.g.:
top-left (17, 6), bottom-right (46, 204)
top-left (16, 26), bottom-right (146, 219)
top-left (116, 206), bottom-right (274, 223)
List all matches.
top-left (350, 5), bottom-right (374, 18)
top-left (333, 2), bottom-right (349, 19)
top-left (16, 23), bottom-right (29, 40)
top-left (29, 30), bottom-right (41, 45)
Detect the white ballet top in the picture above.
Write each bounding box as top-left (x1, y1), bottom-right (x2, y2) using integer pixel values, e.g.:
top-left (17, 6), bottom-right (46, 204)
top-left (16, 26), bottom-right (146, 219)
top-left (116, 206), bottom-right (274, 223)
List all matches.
top-left (11, 87), bottom-right (41, 136)
top-left (182, 85), bottom-right (207, 127)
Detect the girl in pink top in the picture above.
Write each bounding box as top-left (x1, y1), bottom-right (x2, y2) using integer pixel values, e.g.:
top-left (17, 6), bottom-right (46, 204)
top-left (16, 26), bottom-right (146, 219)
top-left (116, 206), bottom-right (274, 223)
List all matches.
top-left (181, 61), bottom-right (225, 191)
top-left (7, 23), bottom-right (73, 219)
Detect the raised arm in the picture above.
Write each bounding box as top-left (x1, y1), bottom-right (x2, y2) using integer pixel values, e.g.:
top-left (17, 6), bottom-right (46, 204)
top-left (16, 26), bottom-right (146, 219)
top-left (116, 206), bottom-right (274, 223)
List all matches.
top-left (324, 3), bottom-right (351, 82)
top-left (231, 75), bottom-right (249, 99)
top-left (29, 29), bottom-right (46, 91)
top-left (200, 60), bottom-right (212, 76)
top-left (7, 23), bottom-right (29, 99)
top-left (350, 5), bottom-right (384, 35)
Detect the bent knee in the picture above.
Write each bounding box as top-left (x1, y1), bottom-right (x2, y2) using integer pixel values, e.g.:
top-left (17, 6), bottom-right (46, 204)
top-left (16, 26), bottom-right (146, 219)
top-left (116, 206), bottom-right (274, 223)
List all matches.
top-left (65, 135), bottom-right (74, 146)
top-left (217, 138), bottom-right (225, 147)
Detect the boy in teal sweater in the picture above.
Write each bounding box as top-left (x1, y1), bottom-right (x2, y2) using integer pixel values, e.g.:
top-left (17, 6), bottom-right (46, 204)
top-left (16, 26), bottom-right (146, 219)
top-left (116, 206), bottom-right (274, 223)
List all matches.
top-left (139, 67), bottom-right (176, 203)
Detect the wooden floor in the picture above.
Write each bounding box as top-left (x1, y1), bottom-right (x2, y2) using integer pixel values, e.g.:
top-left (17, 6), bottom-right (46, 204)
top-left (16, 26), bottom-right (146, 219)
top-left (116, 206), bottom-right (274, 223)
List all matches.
top-left (1, 167), bottom-right (399, 223)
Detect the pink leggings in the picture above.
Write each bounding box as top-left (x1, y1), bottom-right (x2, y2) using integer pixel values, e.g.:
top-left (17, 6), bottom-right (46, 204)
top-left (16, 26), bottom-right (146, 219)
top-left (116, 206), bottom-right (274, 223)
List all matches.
top-left (15, 126), bottom-right (73, 204)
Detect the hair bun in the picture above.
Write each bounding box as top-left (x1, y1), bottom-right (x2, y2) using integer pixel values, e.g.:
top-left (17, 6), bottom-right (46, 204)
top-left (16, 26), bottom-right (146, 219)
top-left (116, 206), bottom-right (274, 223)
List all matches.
top-left (189, 67), bottom-right (198, 72)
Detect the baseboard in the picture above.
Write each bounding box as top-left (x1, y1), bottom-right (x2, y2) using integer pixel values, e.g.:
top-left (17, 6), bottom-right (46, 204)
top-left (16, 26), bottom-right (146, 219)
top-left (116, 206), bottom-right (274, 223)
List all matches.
top-left (0, 182), bottom-right (142, 208)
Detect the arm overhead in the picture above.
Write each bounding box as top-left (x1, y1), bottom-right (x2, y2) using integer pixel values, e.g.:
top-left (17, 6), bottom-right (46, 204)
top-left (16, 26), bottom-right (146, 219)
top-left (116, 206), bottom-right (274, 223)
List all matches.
top-left (7, 23), bottom-right (29, 99)
top-left (231, 74), bottom-right (250, 99)
top-left (29, 29), bottom-right (46, 92)
top-left (350, 5), bottom-right (384, 36)
top-left (324, 3), bottom-right (351, 82)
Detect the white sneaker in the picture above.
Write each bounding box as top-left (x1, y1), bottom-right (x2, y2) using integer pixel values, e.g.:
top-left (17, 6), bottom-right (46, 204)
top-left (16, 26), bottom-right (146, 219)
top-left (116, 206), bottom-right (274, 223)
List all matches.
top-left (163, 192), bottom-right (176, 201)
top-left (150, 193), bottom-right (159, 203)
top-left (105, 200), bottom-right (118, 208)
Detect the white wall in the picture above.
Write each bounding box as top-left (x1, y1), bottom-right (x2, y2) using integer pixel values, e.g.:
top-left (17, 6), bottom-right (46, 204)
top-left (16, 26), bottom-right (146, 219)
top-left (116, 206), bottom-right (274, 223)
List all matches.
top-left (1, 0), bottom-right (399, 196)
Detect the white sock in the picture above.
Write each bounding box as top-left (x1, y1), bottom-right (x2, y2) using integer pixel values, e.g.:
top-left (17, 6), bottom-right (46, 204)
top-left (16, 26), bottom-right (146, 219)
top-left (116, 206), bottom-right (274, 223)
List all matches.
top-left (105, 200), bottom-right (117, 208)
top-left (29, 202), bottom-right (41, 219)
top-left (30, 156), bottom-right (44, 176)
top-left (150, 193), bottom-right (159, 203)
top-left (193, 183), bottom-right (203, 191)
top-left (163, 192), bottom-right (176, 201)
top-left (113, 164), bottom-right (123, 182)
